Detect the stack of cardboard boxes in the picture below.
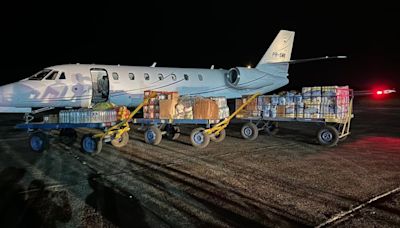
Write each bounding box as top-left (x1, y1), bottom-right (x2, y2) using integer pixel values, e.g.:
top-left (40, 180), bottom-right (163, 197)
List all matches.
top-left (143, 91), bottom-right (228, 120)
top-left (143, 90), bottom-right (178, 119)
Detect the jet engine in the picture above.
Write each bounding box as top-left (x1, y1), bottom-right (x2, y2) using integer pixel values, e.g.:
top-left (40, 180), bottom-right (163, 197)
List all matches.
top-left (225, 67), bottom-right (269, 89)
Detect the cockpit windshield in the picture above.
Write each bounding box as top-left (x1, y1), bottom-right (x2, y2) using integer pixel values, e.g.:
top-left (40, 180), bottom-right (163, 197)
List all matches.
top-left (28, 69), bottom-right (52, 80)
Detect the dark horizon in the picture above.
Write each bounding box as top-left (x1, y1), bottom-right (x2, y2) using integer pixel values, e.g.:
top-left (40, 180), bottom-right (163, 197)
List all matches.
top-left (1, 2), bottom-right (399, 91)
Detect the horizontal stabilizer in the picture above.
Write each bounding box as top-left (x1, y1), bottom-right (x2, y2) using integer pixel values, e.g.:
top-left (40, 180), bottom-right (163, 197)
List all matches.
top-left (268, 56), bottom-right (347, 64)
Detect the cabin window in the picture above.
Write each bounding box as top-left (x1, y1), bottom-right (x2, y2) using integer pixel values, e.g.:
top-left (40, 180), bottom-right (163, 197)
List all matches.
top-left (158, 73), bottom-right (164, 80)
top-left (45, 71), bottom-right (58, 80)
top-left (59, 72), bottom-right (66, 80)
top-left (198, 74), bottom-right (203, 81)
top-left (184, 74), bottom-right (189, 80)
top-left (171, 74), bottom-right (177, 81)
top-left (112, 72), bottom-right (119, 80)
top-left (28, 69), bottom-right (52, 80)
top-left (144, 73), bottom-right (150, 80)
top-left (129, 73), bottom-right (135, 80)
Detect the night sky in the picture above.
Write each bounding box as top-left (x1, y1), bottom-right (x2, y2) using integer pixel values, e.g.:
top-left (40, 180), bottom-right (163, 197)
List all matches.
top-left (1, 1), bottom-right (399, 90)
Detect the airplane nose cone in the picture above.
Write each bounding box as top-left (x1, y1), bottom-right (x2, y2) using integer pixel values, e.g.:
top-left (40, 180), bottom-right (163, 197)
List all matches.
top-left (0, 84), bottom-right (10, 106)
top-left (0, 82), bottom-right (34, 107)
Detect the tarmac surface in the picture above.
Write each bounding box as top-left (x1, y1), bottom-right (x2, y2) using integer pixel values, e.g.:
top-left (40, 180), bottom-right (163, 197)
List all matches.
top-left (0, 97), bottom-right (399, 227)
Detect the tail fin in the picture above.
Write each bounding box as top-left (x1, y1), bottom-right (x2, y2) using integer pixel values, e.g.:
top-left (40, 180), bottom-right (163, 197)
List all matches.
top-left (256, 30), bottom-right (295, 66)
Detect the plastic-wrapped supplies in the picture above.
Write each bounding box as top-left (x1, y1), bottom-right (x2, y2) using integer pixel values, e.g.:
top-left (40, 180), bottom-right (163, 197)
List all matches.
top-left (311, 86), bottom-right (322, 103)
top-left (302, 87), bottom-right (312, 97)
top-left (270, 105), bottom-right (277, 118)
top-left (304, 103), bottom-right (321, 119)
top-left (336, 86), bottom-right (350, 119)
top-left (278, 96), bottom-right (286, 105)
top-left (294, 94), bottom-right (303, 104)
top-left (59, 109), bottom-right (117, 123)
top-left (175, 96), bottom-right (195, 119)
top-left (184, 106), bottom-right (193, 119)
top-left (320, 103), bottom-right (336, 119)
top-left (262, 103), bottom-right (271, 118)
top-left (311, 86), bottom-right (322, 97)
top-left (219, 106), bottom-right (230, 119)
top-left (211, 96), bottom-right (230, 119)
top-left (322, 86), bottom-right (338, 96)
top-left (210, 97), bottom-right (227, 108)
top-left (296, 103), bottom-right (304, 118)
top-left (271, 95), bottom-right (279, 105)
top-left (285, 91), bottom-right (296, 104)
top-left (175, 103), bottom-right (185, 119)
top-left (285, 103), bottom-right (295, 118)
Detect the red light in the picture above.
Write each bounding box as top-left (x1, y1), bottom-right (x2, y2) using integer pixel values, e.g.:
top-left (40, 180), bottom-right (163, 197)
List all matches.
top-left (376, 90), bottom-right (383, 95)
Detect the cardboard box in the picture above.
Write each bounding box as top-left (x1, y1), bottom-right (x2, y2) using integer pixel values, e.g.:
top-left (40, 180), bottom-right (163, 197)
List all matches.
top-left (168, 92), bottom-right (179, 101)
top-left (235, 98), bottom-right (243, 110)
top-left (159, 99), bottom-right (178, 119)
top-left (277, 105), bottom-right (286, 117)
top-left (193, 99), bottom-right (219, 119)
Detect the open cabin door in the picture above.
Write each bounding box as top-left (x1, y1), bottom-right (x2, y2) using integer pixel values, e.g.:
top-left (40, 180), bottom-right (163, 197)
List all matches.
top-left (90, 68), bottom-right (109, 104)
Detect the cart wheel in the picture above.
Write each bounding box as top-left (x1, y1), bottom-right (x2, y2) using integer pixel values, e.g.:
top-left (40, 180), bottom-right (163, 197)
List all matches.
top-left (210, 129), bottom-right (226, 143)
top-left (29, 131), bottom-right (49, 152)
top-left (165, 125), bottom-right (180, 140)
top-left (144, 126), bottom-right (162, 145)
top-left (265, 122), bottom-right (279, 135)
top-left (241, 122), bottom-right (258, 140)
top-left (111, 132), bottom-right (129, 148)
top-left (190, 128), bottom-right (210, 148)
top-left (59, 128), bottom-right (77, 146)
top-left (81, 134), bottom-right (102, 155)
top-left (317, 125), bottom-right (339, 147)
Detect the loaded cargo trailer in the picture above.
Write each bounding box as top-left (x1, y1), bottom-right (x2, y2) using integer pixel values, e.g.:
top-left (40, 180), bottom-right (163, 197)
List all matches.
top-left (15, 93), bottom-right (157, 154)
top-left (238, 86), bottom-right (354, 147)
top-left (133, 92), bottom-right (260, 149)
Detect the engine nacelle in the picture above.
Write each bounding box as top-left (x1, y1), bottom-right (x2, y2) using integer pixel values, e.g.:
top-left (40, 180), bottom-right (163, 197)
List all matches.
top-left (225, 67), bottom-right (267, 89)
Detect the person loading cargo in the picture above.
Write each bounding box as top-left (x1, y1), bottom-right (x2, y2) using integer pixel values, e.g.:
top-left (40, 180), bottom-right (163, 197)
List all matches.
top-left (97, 75), bottom-right (109, 99)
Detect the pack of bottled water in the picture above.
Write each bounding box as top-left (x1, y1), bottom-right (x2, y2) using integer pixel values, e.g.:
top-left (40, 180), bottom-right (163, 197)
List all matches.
top-left (59, 109), bottom-right (117, 123)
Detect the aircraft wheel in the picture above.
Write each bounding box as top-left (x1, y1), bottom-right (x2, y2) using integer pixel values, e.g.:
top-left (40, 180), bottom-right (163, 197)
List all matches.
top-left (59, 128), bottom-right (77, 146)
top-left (190, 128), bottom-right (210, 148)
top-left (317, 125), bottom-right (339, 147)
top-left (29, 131), bottom-right (49, 153)
top-left (165, 125), bottom-right (180, 140)
top-left (111, 132), bottom-right (129, 148)
top-left (144, 126), bottom-right (162, 145)
top-left (241, 122), bottom-right (258, 140)
top-left (210, 129), bottom-right (226, 143)
top-left (81, 134), bottom-right (102, 155)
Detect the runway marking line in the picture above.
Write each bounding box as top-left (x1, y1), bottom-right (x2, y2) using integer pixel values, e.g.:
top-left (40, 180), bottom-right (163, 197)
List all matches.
top-left (315, 186), bottom-right (400, 227)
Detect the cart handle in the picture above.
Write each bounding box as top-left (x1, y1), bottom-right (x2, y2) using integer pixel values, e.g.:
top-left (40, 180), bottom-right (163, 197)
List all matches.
top-left (93, 92), bottom-right (158, 139)
top-left (204, 92), bottom-right (261, 136)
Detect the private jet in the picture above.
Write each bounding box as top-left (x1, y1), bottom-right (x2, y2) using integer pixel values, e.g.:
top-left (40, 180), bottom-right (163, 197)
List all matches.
top-left (0, 30), bottom-right (344, 115)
